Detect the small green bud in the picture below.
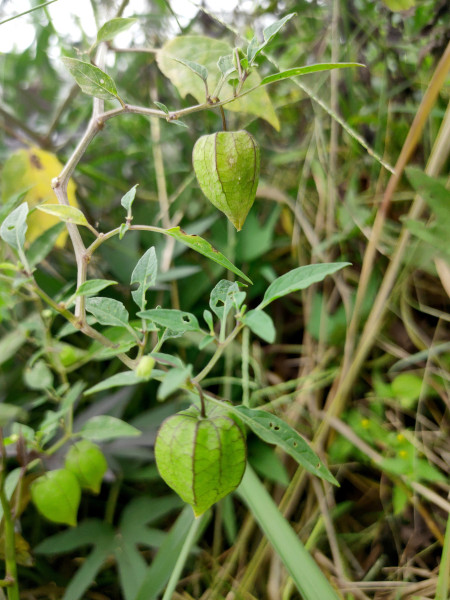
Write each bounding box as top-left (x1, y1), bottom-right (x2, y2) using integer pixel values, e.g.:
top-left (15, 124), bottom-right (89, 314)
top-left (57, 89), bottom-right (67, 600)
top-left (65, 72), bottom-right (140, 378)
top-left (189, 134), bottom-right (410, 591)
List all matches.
top-left (136, 355), bottom-right (155, 379)
top-left (193, 130), bottom-right (260, 231)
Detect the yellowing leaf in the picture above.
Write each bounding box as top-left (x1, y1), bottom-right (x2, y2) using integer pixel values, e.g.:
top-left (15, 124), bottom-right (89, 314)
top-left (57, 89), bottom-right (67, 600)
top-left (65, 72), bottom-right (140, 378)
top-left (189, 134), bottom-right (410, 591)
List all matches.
top-left (157, 35), bottom-right (280, 130)
top-left (1, 147), bottom-right (78, 247)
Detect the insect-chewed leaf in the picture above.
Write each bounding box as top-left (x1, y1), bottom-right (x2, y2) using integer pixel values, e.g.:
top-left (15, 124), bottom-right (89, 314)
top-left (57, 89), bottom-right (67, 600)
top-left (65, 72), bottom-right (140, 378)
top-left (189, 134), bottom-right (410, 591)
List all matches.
top-left (155, 404), bottom-right (247, 516)
top-left (138, 308), bottom-right (200, 332)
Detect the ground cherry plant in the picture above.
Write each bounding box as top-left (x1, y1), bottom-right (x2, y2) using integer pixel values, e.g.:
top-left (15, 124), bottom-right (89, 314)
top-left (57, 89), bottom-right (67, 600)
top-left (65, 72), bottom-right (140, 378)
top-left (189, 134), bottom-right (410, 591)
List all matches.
top-left (2, 2), bottom-right (448, 600)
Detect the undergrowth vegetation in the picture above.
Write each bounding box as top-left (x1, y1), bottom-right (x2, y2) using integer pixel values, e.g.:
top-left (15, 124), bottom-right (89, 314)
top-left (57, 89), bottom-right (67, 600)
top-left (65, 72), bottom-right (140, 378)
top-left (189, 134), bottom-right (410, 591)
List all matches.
top-left (0, 1), bottom-right (449, 599)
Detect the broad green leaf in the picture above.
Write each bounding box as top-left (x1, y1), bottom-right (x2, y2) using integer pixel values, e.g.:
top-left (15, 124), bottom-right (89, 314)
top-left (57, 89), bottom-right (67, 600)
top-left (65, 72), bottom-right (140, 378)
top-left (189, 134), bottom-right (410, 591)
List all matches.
top-left (0, 403), bottom-right (26, 426)
top-left (80, 416), bottom-right (141, 441)
top-left (120, 184), bottom-right (138, 212)
top-left (65, 440), bottom-right (108, 494)
top-left (210, 280), bottom-right (246, 322)
top-left (170, 57), bottom-right (208, 82)
top-left (157, 365), bottom-right (192, 401)
top-left (243, 309), bottom-right (276, 343)
top-left (31, 469), bottom-right (81, 526)
top-left (0, 202), bottom-right (28, 250)
top-left (75, 279), bottom-right (118, 298)
top-left (131, 247), bottom-right (158, 310)
top-left (155, 405), bottom-right (246, 516)
top-left (138, 309), bottom-right (200, 333)
top-left (84, 370), bottom-right (158, 396)
top-left (85, 297), bottom-right (130, 328)
top-left (234, 406), bottom-right (338, 485)
top-left (24, 359), bottom-right (54, 390)
top-left (0, 329), bottom-right (27, 365)
top-left (156, 36), bottom-right (279, 130)
top-left (36, 204), bottom-right (89, 227)
top-left (261, 63), bottom-right (364, 86)
top-left (259, 262), bottom-right (350, 309)
top-left (382, 0), bottom-right (415, 10)
top-left (165, 226), bottom-right (252, 284)
top-left (238, 467), bottom-right (342, 600)
top-left (61, 57), bottom-right (121, 103)
top-left (193, 131), bottom-right (260, 231)
top-left (97, 17), bottom-right (137, 43)
top-left (27, 221), bottom-right (66, 267)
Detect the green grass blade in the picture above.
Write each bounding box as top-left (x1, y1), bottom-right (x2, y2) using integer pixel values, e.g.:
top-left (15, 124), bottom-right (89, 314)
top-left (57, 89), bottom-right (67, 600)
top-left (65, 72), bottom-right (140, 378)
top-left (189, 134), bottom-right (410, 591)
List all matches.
top-left (436, 514), bottom-right (450, 600)
top-left (237, 466), bottom-right (341, 600)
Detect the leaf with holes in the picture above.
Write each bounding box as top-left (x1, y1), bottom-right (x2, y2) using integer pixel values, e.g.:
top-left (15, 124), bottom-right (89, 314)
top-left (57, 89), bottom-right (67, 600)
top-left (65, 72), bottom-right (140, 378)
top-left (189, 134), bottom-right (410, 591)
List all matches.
top-left (138, 309), bottom-right (200, 333)
top-left (0, 202), bottom-right (28, 251)
top-left (131, 247), bottom-right (158, 310)
top-left (234, 406), bottom-right (338, 485)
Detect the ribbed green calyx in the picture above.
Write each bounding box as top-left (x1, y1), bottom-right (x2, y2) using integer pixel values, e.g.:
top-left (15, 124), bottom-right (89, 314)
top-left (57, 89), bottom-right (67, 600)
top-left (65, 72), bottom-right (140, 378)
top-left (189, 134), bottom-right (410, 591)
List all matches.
top-left (192, 130), bottom-right (260, 231)
top-left (155, 404), bottom-right (247, 517)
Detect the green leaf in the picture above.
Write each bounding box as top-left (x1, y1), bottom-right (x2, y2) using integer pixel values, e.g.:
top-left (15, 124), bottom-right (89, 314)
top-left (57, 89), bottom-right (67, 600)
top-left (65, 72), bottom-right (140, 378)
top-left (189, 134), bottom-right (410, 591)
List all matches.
top-left (261, 63), bottom-right (364, 86)
top-left (165, 226), bottom-right (252, 284)
top-left (131, 246), bottom-right (158, 310)
top-left (97, 17), bottom-right (137, 43)
top-left (85, 297), bottom-right (130, 328)
top-left (217, 54), bottom-right (235, 77)
top-left (79, 416), bottom-right (141, 441)
top-left (0, 202), bottom-right (28, 251)
top-left (237, 466), bottom-right (342, 600)
top-left (155, 405), bottom-right (246, 516)
top-left (61, 57), bottom-right (121, 103)
top-left (170, 57), bottom-right (208, 82)
top-left (209, 280), bottom-right (246, 322)
top-left (169, 119), bottom-right (189, 128)
top-left (157, 366), bottom-right (192, 401)
top-left (0, 404), bottom-right (26, 426)
top-left (75, 279), bottom-right (118, 298)
top-left (65, 440), bottom-right (108, 494)
top-left (262, 13), bottom-right (296, 45)
top-left (0, 329), bottom-right (27, 365)
top-left (156, 36), bottom-right (280, 130)
top-left (36, 204), bottom-right (89, 227)
top-left (138, 308), bottom-right (200, 333)
top-left (31, 469), bottom-right (81, 526)
top-left (154, 101), bottom-right (169, 114)
top-left (382, 0), bottom-right (415, 10)
top-left (259, 262), bottom-right (350, 309)
top-left (243, 309), bottom-right (275, 343)
top-left (84, 371), bottom-right (155, 396)
top-left (0, 469), bottom-right (22, 522)
top-left (24, 359), bottom-right (54, 390)
top-left (246, 37), bottom-right (260, 64)
top-left (120, 184), bottom-right (139, 213)
top-left (234, 406), bottom-right (338, 485)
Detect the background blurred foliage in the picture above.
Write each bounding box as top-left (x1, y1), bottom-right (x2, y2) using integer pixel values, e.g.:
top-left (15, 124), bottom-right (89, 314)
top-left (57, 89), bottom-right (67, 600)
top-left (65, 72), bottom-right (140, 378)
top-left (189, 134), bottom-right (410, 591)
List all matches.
top-left (0, 0), bottom-right (449, 598)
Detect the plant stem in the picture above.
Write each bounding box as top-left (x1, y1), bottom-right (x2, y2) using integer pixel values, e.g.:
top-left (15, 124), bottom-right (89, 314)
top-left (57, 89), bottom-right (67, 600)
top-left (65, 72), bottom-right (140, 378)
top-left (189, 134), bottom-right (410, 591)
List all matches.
top-left (161, 513), bottom-right (204, 600)
top-left (193, 323), bottom-right (244, 384)
top-left (0, 433), bottom-right (19, 600)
